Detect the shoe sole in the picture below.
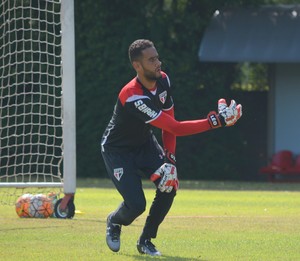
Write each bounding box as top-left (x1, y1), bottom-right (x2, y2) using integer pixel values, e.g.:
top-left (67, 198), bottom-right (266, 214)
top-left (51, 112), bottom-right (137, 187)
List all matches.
top-left (106, 215), bottom-right (120, 252)
top-left (137, 244), bottom-right (161, 256)
top-left (106, 237), bottom-right (120, 252)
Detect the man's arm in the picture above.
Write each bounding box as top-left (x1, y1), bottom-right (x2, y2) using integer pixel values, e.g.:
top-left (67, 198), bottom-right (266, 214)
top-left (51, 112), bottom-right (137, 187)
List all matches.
top-left (150, 98), bottom-right (242, 193)
top-left (162, 107), bottom-right (176, 154)
top-left (150, 99), bottom-right (242, 136)
top-left (150, 111), bottom-right (212, 136)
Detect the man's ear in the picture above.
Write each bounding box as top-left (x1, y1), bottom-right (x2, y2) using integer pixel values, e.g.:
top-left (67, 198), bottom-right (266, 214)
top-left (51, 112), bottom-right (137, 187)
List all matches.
top-left (132, 61), bottom-right (141, 71)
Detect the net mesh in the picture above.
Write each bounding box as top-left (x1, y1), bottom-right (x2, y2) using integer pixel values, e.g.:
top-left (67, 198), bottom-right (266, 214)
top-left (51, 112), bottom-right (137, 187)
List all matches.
top-left (0, 0), bottom-right (63, 205)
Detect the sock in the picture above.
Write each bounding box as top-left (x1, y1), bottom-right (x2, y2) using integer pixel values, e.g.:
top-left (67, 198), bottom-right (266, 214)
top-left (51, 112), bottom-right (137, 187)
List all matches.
top-left (139, 234), bottom-right (150, 243)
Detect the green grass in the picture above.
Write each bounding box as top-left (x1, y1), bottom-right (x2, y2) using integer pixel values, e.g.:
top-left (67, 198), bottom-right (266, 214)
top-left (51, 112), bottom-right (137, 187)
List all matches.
top-left (1, 179), bottom-right (300, 261)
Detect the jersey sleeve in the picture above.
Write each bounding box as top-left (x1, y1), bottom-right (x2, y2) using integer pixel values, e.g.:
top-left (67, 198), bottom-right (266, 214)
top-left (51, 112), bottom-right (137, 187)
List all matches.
top-left (162, 107), bottom-right (176, 154)
top-left (150, 111), bottom-right (212, 136)
top-left (123, 94), bottom-right (161, 123)
top-left (118, 82), bottom-right (162, 123)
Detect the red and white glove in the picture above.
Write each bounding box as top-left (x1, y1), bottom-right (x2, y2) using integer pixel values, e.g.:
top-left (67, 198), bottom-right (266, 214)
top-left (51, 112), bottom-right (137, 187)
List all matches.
top-left (207, 98), bottom-right (242, 128)
top-left (155, 163), bottom-right (178, 193)
top-left (218, 98), bottom-right (242, 126)
top-left (150, 150), bottom-right (178, 193)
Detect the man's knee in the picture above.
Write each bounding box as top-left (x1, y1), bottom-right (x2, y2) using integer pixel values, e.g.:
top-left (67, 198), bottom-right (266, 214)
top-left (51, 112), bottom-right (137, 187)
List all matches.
top-left (131, 202), bottom-right (146, 220)
top-left (121, 199), bottom-right (146, 226)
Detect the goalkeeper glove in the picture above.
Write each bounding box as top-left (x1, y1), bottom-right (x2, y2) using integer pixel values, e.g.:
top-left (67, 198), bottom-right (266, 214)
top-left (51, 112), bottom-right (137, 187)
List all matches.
top-left (165, 150), bottom-right (176, 165)
top-left (150, 150), bottom-right (178, 193)
top-left (218, 98), bottom-right (242, 126)
top-left (207, 111), bottom-right (223, 128)
top-left (207, 98), bottom-right (242, 128)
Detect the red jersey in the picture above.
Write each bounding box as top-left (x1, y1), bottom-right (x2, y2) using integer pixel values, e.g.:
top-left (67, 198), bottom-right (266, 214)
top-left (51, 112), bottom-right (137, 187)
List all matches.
top-left (101, 71), bottom-right (212, 154)
top-left (101, 71), bottom-right (174, 149)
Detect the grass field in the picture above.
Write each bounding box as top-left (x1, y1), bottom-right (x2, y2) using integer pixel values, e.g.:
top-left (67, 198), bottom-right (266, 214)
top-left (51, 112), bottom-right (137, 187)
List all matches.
top-left (1, 179), bottom-right (300, 261)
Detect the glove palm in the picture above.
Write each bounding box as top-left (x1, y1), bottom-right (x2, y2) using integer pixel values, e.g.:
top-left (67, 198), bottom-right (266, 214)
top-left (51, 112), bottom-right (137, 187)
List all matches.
top-left (150, 151), bottom-right (178, 193)
top-left (218, 98), bottom-right (242, 126)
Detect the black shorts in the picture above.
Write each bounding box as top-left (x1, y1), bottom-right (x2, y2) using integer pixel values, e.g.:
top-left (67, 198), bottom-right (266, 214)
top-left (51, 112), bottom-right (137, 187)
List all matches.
top-left (101, 134), bottom-right (175, 233)
top-left (101, 134), bottom-right (164, 187)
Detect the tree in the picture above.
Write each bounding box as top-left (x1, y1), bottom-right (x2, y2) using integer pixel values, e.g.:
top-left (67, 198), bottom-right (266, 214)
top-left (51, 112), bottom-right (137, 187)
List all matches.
top-left (74, 0), bottom-right (299, 180)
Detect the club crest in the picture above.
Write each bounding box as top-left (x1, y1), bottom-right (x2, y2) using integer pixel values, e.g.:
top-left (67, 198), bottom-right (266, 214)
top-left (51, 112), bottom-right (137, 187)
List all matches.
top-left (159, 91), bottom-right (167, 104)
top-left (114, 168), bottom-right (124, 181)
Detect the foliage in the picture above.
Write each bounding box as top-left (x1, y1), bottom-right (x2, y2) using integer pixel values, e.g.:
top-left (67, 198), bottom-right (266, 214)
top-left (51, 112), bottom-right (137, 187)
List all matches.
top-left (74, 0), bottom-right (297, 180)
top-left (231, 63), bottom-right (270, 91)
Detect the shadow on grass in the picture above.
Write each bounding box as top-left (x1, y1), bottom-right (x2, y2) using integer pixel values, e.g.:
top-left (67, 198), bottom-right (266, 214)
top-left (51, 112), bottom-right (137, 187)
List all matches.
top-left (77, 178), bottom-right (300, 191)
top-left (0, 225), bottom-right (65, 232)
top-left (124, 253), bottom-right (206, 261)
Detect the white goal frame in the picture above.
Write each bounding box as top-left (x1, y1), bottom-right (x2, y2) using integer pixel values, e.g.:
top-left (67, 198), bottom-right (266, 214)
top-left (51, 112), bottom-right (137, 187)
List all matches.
top-left (0, 0), bottom-right (76, 206)
top-left (61, 0), bottom-right (76, 196)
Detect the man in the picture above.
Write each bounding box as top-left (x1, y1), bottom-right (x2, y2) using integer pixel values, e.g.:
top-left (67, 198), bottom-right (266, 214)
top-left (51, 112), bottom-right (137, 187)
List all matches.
top-left (101, 39), bottom-right (242, 256)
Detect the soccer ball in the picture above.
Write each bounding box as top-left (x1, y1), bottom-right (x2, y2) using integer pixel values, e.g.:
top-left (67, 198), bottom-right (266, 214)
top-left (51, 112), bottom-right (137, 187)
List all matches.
top-left (47, 192), bottom-right (59, 218)
top-left (29, 194), bottom-right (54, 218)
top-left (15, 194), bottom-right (32, 218)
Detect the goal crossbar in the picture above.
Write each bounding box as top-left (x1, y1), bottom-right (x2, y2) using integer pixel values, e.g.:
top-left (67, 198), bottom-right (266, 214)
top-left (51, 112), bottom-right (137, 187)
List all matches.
top-left (0, 182), bottom-right (63, 188)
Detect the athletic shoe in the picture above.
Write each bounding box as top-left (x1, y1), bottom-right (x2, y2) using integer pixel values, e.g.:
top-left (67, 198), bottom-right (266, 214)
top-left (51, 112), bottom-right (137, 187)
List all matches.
top-left (137, 239), bottom-right (161, 256)
top-left (106, 214), bottom-right (121, 252)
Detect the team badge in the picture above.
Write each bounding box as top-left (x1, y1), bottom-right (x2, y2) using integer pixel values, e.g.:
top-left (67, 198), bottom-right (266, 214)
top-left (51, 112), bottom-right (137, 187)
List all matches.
top-left (159, 91), bottom-right (167, 104)
top-left (114, 168), bottom-right (124, 181)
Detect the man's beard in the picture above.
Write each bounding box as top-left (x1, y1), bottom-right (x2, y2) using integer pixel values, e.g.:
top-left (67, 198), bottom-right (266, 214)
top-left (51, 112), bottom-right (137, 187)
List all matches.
top-left (142, 66), bottom-right (162, 81)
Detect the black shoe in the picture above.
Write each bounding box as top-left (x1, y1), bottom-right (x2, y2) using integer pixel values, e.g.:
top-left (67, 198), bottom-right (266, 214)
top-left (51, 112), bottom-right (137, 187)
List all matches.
top-left (137, 239), bottom-right (161, 256)
top-left (106, 214), bottom-right (121, 252)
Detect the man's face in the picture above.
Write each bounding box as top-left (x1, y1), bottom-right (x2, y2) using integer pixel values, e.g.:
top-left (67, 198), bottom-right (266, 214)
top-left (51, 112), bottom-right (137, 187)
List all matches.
top-left (138, 47), bottom-right (162, 81)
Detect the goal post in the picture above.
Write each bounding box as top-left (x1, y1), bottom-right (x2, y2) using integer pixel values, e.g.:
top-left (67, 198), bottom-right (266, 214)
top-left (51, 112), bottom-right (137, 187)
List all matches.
top-left (60, 0), bottom-right (76, 209)
top-left (0, 0), bottom-right (76, 216)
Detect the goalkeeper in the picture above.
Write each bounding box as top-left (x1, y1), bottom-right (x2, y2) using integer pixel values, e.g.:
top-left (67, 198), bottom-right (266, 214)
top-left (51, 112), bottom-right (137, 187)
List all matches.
top-left (101, 39), bottom-right (242, 257)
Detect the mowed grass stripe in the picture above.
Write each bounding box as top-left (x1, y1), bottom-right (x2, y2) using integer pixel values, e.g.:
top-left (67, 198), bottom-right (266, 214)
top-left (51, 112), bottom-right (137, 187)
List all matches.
top-left (0, 181), bottom-right (300, 261)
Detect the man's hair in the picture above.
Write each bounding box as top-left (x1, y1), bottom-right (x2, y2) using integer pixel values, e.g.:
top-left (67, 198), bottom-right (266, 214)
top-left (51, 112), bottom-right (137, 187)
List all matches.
top-left (128, 39), bottom-right (154, 63)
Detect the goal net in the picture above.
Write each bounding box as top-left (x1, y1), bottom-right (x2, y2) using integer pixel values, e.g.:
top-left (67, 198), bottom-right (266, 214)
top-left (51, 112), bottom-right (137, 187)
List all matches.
top-left (0, 0), bottom-right (75, 205)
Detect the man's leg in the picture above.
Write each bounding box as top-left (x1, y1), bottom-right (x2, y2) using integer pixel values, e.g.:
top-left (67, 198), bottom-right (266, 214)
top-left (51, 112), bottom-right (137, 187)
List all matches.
top-left (140, 187), bottom-right (176, 240)
top-left (135, 134), bottom-right (177, 255)
top-left (136, 187), bottom-right (176, 256)
top-left (101, 146), bottom-right (147, 252)
top-left (109, 176), bottom-right (146, 226)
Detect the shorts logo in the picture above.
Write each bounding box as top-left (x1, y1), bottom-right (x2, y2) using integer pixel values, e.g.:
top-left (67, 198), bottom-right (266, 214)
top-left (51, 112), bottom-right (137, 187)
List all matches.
top-left (114, 168), bottom-right (124, 181)
top-left (159, 91), bottom-right (167, 104)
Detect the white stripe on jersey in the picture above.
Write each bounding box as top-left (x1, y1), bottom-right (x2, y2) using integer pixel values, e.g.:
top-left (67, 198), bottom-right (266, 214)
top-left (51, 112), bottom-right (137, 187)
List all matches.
top-left (126, 94), bottom-right (150, 103)
top-left (166, 74), bottom-right (171, 87)
top-left (101, 124), bottom-right (115, 152)
top-left (145, 110), bottom-right (162, 124)
top-left (162, 104), bottom-right (174, 111)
